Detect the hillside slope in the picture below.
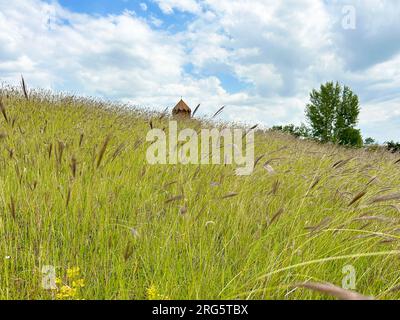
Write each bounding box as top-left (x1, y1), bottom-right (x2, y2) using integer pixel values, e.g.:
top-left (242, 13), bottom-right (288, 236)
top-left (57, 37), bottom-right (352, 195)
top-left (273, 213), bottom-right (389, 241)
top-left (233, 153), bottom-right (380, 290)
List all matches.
top-left (1, 89), bottom-right (400, 300)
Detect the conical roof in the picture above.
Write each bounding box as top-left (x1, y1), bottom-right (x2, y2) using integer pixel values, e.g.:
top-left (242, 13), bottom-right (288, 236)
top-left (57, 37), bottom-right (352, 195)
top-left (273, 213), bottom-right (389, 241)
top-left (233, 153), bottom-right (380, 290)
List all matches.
top-left (173, 99), bottom-right (191, 113)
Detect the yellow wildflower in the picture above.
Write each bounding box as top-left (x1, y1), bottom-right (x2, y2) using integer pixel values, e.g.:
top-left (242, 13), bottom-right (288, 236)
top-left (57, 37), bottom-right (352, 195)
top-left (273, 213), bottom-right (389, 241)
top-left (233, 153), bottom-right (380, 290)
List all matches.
top-left (66, 267), bottom-right (80, 279)
top-left (56, 285), bottom-right (77, 300)
top-left (146, 284), bottom-right (158, 300)
top-left (72, 278), bottom-right (85, 288)
top-left (146, 284), bottom-right (170, 300)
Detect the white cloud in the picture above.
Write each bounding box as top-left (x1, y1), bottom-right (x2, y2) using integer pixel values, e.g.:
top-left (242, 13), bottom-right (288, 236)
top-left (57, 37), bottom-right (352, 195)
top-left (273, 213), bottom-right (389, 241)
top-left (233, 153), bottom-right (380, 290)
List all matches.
top-left (153, 0), bottom-right (201, 15)
top-left (140, 3), bottom-right (148, 11)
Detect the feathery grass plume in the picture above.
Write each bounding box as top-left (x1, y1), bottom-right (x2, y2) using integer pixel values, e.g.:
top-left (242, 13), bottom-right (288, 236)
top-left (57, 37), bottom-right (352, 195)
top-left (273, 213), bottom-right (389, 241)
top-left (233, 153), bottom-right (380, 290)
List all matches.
top-left (66, 186), bottom-right (71, 208)
top-left (243, 124), bottom-right (258, 139)
top-left (124, 242), bottom-right (134, 261)
top-left (310, 176), bottom-right (321, 190)
top-left (79, 133), bottom-right (84, 147)
top-left (370, 193), bottom-right (400, 204)
top-left (20, 75), bottom-right (29, 100)
top-left (263, 164), bottom-right (276, 175)
top-left (366, 176), bottom-right (377, 186)
top-left (221, 192), bottom-right (239, 199)
top-left (165, 195), bottom-right (183, 204)
top-left (56, 141), bottom-right (65, 166)
top-left (9, 196), bottom-right (16, 220)
top-left (133, 138), bottom-right (143, 150)
top-left (294, 281), bottom-right (373, 300)
top-left (14, 164), bottom-right (22, 184)
top-left (0, 99), bottom-right (9, 123)
top-left (304, 217), bottom-right (331, 233)
top-left (70, 156), bottom-right (77, 178)
top-left (140, 166), bottom-right (147, 177)
top-left (110, 143), bottom-right (126, 162)
top-left (333, 157), bottom-right (354, 169)
top-left (348, 190), bottom-right (367, 206)
top-left (352, 215), bottom-right (395, 223)
top-left (212, 106), bottom-right (225, 118)
top-left (96, 134), bottom-right (111, 168)
top-left (48, 143), bottom-right (53, 159)
top-left (253, 155), bottom-right (265, 168)
top-left (332, 159), bottom-right (344, 168)
top-left (270, 179), bottom-right (280, 195)
top-left (192, 104), bottom-right (201, 117)
top-left (163, 181), bottom-right (178, 189)
top-left (269, 208), bottom-right (284, 225)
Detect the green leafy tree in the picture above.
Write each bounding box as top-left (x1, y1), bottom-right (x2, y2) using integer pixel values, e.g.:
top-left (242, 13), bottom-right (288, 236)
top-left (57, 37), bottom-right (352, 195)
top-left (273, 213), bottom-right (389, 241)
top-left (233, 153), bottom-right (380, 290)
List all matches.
top-left (364, 137), bottom-right (376, 145)
top-left (271, 123), bottom-right (311, 139)
top-left (335, 86), bottom-right (360, 143)
top-left (338, 128), bottom-right (363, 147)
top-left (306, 82), bottom-right (361, 146)
top-left (306, 82), bottom-right (341, 142)
top-left (386, 141), bottom-right (400, 153)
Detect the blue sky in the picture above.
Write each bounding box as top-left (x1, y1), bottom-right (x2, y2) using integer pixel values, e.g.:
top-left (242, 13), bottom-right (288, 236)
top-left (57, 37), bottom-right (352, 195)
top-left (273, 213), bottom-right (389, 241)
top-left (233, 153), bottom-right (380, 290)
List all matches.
top-left (1, 0), bottom-right (400, 142)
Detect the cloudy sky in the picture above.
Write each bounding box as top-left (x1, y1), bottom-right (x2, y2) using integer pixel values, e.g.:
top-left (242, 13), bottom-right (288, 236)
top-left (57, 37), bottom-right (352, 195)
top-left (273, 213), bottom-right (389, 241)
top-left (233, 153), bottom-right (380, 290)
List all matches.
top-left (1, 0), bottom-right (399, 142)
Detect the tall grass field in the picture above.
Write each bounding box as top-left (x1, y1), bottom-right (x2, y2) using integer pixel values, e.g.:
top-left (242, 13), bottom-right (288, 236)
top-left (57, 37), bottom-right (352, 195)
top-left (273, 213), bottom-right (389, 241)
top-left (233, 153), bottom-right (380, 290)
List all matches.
top-left (1, 87), bottom-right (400, 300)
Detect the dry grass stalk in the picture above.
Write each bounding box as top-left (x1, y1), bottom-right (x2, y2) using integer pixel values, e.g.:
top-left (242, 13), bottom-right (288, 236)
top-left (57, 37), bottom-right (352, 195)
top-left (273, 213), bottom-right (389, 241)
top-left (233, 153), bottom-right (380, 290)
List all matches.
top-left (70, 156), bottom-right (77, 178)
top-left (79, 133), bottom-right (84, 147)
top-left (264, 164), bottom-right (276, 175)
top-left (48, 143), bottom-right (53, 159)
top-left (221, 192), bottom-right (239, 199)
top-left (56, 141), bottom-right (65, 166)
top-left (305, 217), bottom-right (331, 233)
top-left (310, 176), bottom-right (321, 190)
top-left (212, 106), bottom-right (225, 118)
top-left (0, 99), bottom-right (9, 123)
top-left (366, 176), bottom-right (377, 186)
top-left (242, 124), bottom-right (258, 139)
top-left (348, 190), bottom-right (367, 206)
top-left (97, 135), bottom-right (111, 168)
top-left (295, 281), bottom-right (373, 300)
top-left (66, 186), bottom-right (71, 208)
top-left (191, 104), bottom-right (201, 117)
top-left (253, 155), bottom-right (265, 168)
top-left (111, 143), bottom-right (125, 162)
top-left (370, 193), bottom-right (400, 204)
top-left (9, 196), bottom-right (16, 220)
top-left (165, 195), bottom-right (184, 204)
top-left (269, 208), bottom-right (284, 225)
top-left (270, 180), bottom-right (280, 195)
top-left (21, 75), bottom-right (29, 100)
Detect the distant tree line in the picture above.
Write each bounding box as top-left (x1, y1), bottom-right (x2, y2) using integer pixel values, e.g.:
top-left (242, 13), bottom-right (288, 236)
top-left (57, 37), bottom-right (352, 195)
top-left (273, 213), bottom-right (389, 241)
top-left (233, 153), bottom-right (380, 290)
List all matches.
top-left (385, 141), bottom-right (400, 153)
top-left (272, 81), bottom-right (399, 152)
